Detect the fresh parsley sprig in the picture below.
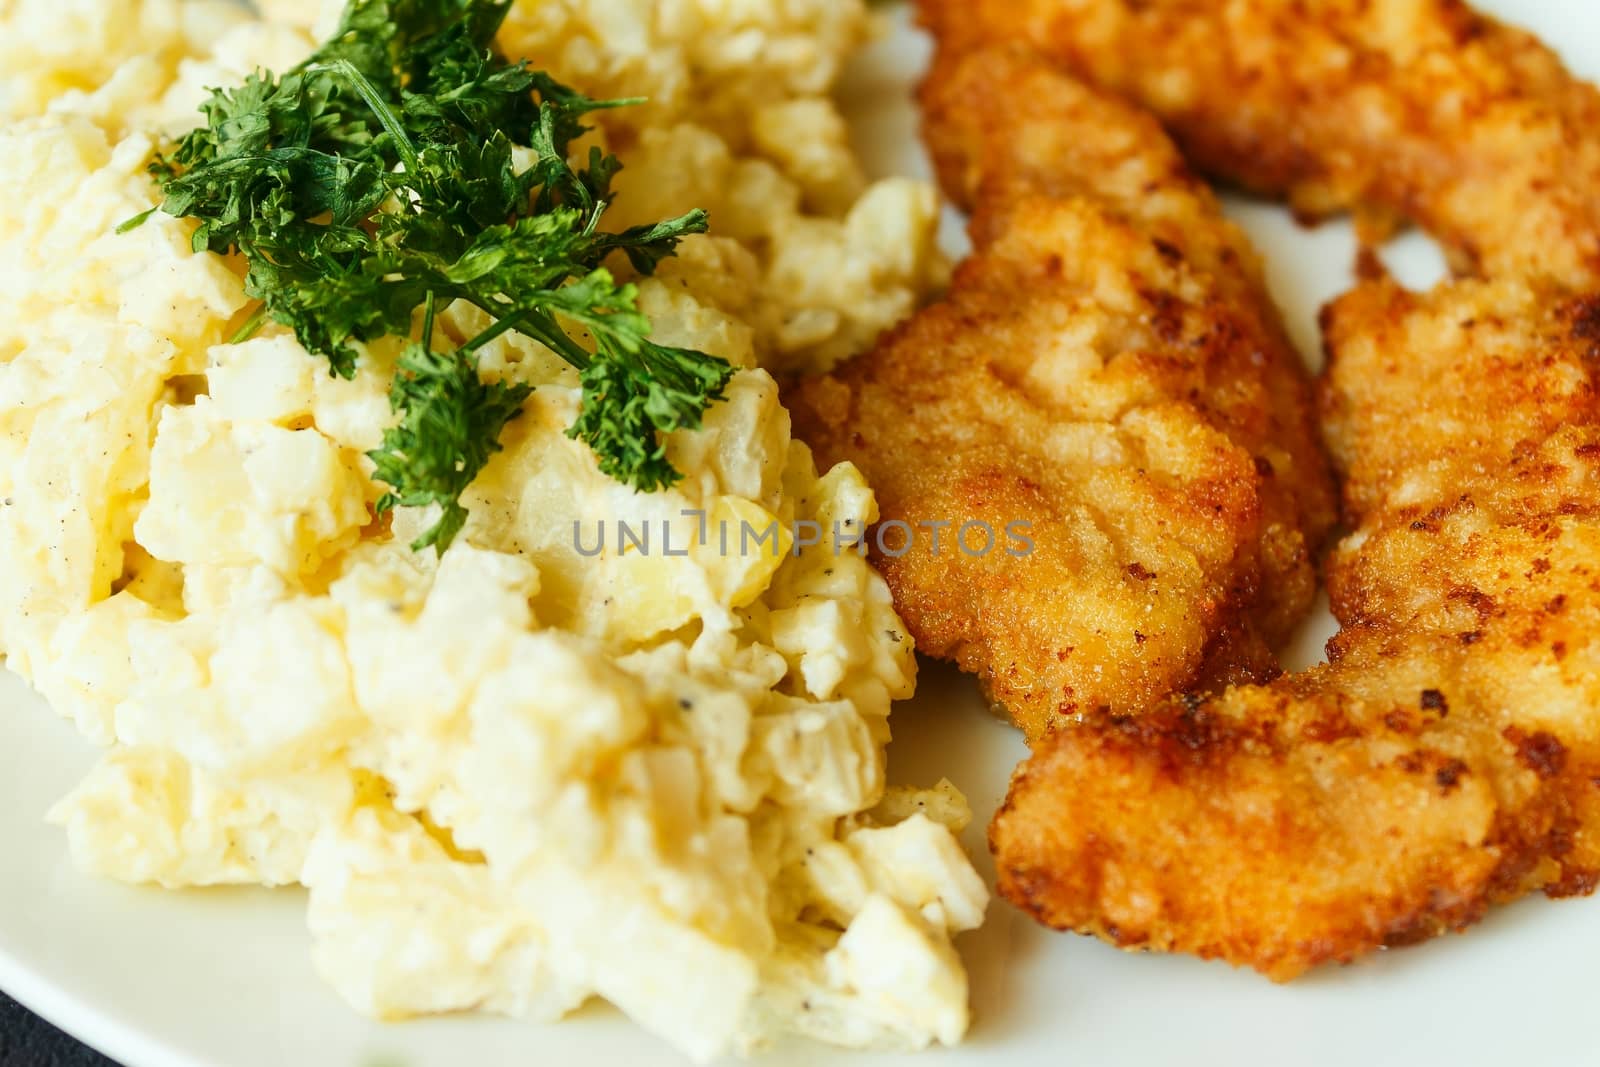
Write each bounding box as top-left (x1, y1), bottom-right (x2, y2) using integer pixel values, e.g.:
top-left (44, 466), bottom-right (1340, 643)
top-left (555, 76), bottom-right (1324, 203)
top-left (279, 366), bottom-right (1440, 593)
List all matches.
top-left (128, 0), bottom-right (733, 551)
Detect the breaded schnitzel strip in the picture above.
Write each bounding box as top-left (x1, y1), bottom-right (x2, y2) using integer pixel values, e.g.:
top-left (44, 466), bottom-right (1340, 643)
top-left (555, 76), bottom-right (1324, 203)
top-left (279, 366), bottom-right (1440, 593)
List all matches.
top-left (924, 0), bottom-right (1600, 285)
top-left (995, 279), bottom-right (1600, 979)
top-left (787, 48), bottom-right (1333, 740)
top-left (973, 0), bottom-right (1600, 978)
top-left (920, 48), bottom-right (1336, 645)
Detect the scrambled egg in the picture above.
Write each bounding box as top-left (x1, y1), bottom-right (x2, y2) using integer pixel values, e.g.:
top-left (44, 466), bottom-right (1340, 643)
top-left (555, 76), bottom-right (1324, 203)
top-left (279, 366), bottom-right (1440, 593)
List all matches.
top-left (0, 0), bottom-right (985, 1060)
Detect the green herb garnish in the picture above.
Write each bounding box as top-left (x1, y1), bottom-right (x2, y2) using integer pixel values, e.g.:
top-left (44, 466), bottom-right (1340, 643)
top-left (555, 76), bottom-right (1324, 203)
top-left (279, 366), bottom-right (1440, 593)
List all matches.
top-left (129, 0), bottom-right (733, 551)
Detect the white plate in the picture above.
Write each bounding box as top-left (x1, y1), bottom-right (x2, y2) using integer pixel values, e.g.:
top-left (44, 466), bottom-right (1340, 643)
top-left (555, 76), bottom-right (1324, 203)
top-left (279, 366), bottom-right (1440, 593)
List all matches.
top-left (4, 3), bottom-right (1598, 1065)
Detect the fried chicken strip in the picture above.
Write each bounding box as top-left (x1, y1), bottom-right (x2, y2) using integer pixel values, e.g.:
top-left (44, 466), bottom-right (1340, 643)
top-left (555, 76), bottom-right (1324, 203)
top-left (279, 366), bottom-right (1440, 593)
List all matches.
top-left (995, 278), bottom-right (1600, 978)
top-left (963, 0), bottom-right (1600, 978)
top-left (786, 47), bottom-right (1333, 740)
top-left (924, 0), bottom-right (1600, 285)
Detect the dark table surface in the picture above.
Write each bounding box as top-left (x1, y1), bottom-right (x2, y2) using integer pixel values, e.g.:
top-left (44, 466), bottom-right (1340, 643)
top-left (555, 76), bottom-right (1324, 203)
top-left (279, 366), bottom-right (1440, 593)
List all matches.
top-left (0, 992), bottom-right (119, 1067)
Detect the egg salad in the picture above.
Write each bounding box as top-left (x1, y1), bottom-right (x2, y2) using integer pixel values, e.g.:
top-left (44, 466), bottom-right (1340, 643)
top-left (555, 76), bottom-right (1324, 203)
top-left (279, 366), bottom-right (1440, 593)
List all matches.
top-left (0, 0), bottom-right (985, 1061)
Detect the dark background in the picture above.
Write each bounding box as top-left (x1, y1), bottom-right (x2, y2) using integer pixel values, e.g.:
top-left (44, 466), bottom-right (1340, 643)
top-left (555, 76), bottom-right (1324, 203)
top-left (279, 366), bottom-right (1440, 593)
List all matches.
top-left (0, 992), bottom-right (118, 1067)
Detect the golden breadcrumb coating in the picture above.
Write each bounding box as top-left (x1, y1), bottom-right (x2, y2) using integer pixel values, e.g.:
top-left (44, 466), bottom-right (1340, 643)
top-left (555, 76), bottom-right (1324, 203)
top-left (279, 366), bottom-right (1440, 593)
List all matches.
top-left (954, 0), bottom-right (1600, 979)
top-left (921, 0), bottom-right (1600, 286)
top-left (995, 278), bottom-right (1600, 978)
top-left (786, 46), bottom-right (1334, 740)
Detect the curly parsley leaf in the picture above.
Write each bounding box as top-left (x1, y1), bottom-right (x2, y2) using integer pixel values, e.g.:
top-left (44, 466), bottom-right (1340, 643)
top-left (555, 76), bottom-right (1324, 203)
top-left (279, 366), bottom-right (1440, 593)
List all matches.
top-left (369, 340), bottom-right (534, 553)
top-left (129, 0), bottom-right (732, 551)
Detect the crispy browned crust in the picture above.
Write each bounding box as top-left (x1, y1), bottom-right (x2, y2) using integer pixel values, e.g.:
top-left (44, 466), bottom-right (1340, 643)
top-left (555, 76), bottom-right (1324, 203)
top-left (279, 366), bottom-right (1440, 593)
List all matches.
top-left (785, 47), bottom-right (1334, 740)
top-left (923, 0), bottom-right (1600, 287)
top-left (958, 0), bottom-right (1600, 979)
top-left (995, 278), bottom-right (1600, 979)
top-left (917, 45), bottom-right (1337, 644)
